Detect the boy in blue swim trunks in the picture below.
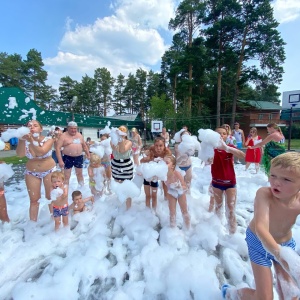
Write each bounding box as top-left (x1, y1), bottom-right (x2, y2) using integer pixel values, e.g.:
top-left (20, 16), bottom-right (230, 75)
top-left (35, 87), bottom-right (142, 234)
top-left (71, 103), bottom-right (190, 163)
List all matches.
top-left (50, 171), bottom-right (69, 231)
top-left (222, 152), bottom-right (300, 300)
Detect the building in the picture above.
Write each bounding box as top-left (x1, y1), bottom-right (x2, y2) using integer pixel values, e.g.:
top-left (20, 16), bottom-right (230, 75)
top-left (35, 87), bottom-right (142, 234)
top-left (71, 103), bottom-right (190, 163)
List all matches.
top-left (0, 87), bottom-right (144, 141)
top-left (234, 100), bottom-right (286, 138)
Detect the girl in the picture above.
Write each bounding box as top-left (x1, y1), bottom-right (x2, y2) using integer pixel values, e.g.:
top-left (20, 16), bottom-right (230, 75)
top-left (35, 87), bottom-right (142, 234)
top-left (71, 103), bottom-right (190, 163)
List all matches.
top-left (16, 120), bottom-right (56, 221)
top-left (131, 127), bottom-right (143, 166)
top-left (164, 155), bottom-right (190, 229)
top-left (249, 122), bottom-right (285, 175)
top-left (50, 171), bottom-right (69, 231)
top-left (100, 134), bottom-right (112, 194)
top-left (88, 153), bottom-right (106, 198)
top-left (174, 130), bottom-right (192, 192)
top-left (141, 137), bottom-right (172, 208)
top-left (244, 127), bottom-right (262, 173)
top-left (210, 127), bottom-right (245, 234)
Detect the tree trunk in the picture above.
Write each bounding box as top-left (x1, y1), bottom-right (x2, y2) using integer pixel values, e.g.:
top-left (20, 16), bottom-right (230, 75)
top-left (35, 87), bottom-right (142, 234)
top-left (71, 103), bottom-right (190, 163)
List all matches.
top-left (217, 64), bottom-right (222, 127)
top-left (231, 26), bottom-right (248, 126)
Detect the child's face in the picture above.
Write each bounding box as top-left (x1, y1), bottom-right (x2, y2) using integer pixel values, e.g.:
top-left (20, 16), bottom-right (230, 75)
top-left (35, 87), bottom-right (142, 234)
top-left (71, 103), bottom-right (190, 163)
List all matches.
top-left (73, 195), bottom-right (83, 205)
top-left (164, 157), bottom-right (174, 170)
top-left (154, 140), bottom-right (165, 155)
top-left (269, 166), bottom-right (300, 199)
top-left (52, 178), bottom-right (64, 188)
top-left (216, 128), bottom-right (228, 141)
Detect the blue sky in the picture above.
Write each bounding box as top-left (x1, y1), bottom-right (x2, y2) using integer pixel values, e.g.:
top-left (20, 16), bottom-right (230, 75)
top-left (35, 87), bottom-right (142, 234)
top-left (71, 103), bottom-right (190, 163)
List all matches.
top-left (1, 0), bottom-right (300, 100)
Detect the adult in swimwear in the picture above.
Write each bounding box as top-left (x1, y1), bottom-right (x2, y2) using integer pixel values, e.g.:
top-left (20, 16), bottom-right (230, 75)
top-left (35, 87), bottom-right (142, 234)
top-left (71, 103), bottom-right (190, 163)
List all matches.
top-left (16, 120), bottom-right (56, 221)
top-left (56, 121), bottom-right (90, 186)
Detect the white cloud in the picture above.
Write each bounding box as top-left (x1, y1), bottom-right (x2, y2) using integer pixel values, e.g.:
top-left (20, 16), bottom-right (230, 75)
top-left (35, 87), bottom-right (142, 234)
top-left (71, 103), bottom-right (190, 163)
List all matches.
top-left (44, 0), bottom-right (178, 89)
top-left (273, 0), bottom-right (300, 23)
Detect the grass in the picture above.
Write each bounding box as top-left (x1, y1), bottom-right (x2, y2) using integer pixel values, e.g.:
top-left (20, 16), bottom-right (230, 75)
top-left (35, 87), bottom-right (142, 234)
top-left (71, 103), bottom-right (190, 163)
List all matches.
top-left (0, 156), bottom-right (28, 164)
top-left (286, 139), bottom-right (300, 150)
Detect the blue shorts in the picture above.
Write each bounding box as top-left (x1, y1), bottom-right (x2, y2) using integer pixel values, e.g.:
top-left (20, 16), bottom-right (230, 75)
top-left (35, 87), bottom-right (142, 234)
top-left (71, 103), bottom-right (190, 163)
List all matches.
top-left (236, 142), bottom-right (242, 149)
top-left (246, 227), bottom-right (296, 267)
top-left (53, 205), bottom-right (69, 218)
top-left (179, 165), bottom-right (191, 172)
top-left (144, 179), bottom-right (159, 188)
top-left (211, 182), bottom-right (236, 191)
top-left (63, 154), bottom-right (83, 169)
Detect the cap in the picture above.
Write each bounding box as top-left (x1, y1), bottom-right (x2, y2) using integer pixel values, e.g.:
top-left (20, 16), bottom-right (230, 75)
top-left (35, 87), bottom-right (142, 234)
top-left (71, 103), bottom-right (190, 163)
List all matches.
top-left (68, 121), bottom-right (78, 127)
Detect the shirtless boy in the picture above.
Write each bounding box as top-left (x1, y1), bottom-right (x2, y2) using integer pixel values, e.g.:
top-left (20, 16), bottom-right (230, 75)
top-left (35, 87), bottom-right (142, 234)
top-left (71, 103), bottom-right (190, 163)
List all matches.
top-left (56, 122), bottom-right (90, 185)
top-left (222, 152), bottom-right (300, 300)
top-left (69, 190), bottom-right (94, 214)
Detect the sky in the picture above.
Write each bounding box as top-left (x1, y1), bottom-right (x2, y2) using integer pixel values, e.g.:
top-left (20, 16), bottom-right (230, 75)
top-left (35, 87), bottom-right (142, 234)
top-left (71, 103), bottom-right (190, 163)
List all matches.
top-left (1, 151), bottom-right (300, 299)
top-left (1, 0), bottom-right (300, 100)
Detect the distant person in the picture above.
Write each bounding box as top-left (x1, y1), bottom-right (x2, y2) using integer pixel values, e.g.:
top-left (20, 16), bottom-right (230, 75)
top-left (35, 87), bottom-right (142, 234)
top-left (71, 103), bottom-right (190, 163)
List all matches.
top-left (100, 134), bottom-right (112, 194)
top-left (130, 127), bottom-right (142, 166)
top-left (222, 152), bottom-right (300, 300)
top-left (160, 127), bottom-right (170, 148)
top-left (51, 127), bottom-right (62, 168)
top-left (249, 122), bottom-right (285, 176)
top-left (232, 122), bottom-right (245, 149)
top-left (222, 124), bottom-right (236, 147)
top-left (9, 137), bottom-right (18, 150)
top-left (55, 122), bottom-right (90, 186)
top-left (244, 127), bottom-right (262, 173)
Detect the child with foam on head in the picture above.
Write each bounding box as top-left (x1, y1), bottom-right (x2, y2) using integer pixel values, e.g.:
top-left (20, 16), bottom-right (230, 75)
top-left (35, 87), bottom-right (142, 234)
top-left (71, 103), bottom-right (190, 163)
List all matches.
top-left (88, 153), bottom-right (106, 198)
top-left (163, 155), bottom-right (190, 230)
top-left (50, 171), bottom-right (69, 231)
top-left (222, 152), bottom-right (300, 300)
top-left (208, 127), bottom-right (245, 234)
top-left (69, 191), bottom-right (94, 214)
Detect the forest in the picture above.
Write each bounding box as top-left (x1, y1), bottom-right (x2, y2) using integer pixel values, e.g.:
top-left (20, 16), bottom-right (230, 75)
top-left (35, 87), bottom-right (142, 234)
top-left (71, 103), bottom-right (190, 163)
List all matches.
top-left (0, 0), bottom-right (285, 132)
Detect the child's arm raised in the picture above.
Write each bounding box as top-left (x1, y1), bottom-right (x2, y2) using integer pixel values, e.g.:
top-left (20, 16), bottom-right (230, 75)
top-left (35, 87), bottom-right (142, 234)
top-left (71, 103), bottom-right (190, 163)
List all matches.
top-left (83, 196), bottom-right (94, 204)
top-left (218, 140), bottom-right (245, 160)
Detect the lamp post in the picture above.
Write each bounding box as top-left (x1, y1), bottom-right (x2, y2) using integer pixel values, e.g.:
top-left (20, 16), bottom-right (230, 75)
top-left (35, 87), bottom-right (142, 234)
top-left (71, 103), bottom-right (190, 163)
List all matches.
top-left (288, 104), bottom-right (296, 151)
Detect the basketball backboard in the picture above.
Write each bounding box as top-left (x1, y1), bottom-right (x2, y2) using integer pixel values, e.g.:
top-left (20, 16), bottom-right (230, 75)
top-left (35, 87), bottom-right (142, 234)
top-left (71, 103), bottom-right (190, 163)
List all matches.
top-left (151, 120), bottom-right (163, 133)
top-left (282, 90), bottom-right (300, 110)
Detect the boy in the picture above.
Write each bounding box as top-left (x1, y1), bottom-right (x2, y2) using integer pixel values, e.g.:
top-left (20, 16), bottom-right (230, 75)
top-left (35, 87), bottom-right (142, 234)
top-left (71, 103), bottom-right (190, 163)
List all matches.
top-left (222, 152), bottom-right (300, 299)
top-left (69, 190), bottom-right (94, 214)
top-left (50, 171), bottom-right (69, 231)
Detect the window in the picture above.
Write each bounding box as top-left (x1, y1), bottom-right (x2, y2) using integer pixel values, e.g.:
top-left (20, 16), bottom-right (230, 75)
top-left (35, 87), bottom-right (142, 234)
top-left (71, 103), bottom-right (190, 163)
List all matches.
top-left (258, 114), bottom-right (264, 120)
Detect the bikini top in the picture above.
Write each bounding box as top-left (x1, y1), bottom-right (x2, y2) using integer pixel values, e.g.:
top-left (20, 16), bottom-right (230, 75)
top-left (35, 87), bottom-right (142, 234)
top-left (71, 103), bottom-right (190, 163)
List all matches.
top-left (25, 136), bottom-right (52, 159)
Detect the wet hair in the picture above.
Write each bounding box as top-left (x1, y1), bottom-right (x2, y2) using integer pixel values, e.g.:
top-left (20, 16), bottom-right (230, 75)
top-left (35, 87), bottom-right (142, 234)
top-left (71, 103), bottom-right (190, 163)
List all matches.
top-left (267, 122), bottom-right (283, 134)
top-left (271, 152), bottom-right (300, 175)
top-left (51, 171), bottom-right (65, 181)
top-left (221, 124), bottom-right (232, 135)
top-left (90, 153), bottom-right (101, 164)
top-left (26, 120), bottom-right (43, 129)
top-left (164, 154), bottom-right (176, 167)
top-left (72, 190), bottom-right (82, 200)
top-left (154, 136), bottom-right (166, 144)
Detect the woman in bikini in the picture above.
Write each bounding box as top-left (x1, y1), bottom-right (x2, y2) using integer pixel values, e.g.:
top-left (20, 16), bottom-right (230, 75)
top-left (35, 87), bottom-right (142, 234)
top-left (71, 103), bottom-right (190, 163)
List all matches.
top-left (16, 120), bottom-right (56, 221)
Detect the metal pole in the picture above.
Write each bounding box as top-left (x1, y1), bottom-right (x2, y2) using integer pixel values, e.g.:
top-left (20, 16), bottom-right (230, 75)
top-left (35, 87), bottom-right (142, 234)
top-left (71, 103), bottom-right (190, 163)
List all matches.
top-left (288, 106), bottom-right (293, 151)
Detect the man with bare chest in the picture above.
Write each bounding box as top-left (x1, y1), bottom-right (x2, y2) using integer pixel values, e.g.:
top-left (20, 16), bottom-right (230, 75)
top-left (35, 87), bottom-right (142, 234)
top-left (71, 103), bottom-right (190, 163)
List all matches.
top-left (56, 122), bottom-right (90, 185)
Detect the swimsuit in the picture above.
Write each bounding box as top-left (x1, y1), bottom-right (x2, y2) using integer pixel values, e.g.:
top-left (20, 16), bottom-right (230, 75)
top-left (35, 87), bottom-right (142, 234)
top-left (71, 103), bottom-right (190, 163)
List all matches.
top-left (143, 179), bottom-right (159, 188)
top-left (179, 165), bottom-right (191, 172)
top-left (53, 204), bottom-right (69, 218)
top-left (101, 161), bottom-right (111, 169)
top-left (24, 166), bottom-right (56, 179)
top-left (25, 137), bottom-right (52, 159)
top-left (246, 227), bottom-right (296, 267)
top-left (63, 154), bottom-right (84, 169)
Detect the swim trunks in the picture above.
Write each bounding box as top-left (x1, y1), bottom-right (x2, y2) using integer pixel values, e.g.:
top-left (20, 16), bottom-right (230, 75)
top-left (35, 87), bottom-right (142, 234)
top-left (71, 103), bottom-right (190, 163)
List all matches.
top-left (53, 204), bottom-right (69, 217)
top-left (63, 154), bottom-right (83, 169)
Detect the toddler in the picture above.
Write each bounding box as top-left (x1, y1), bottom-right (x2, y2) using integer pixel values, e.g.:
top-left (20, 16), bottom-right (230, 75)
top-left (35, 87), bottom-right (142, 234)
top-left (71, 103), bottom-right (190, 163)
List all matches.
top-left (88, 153), bottom-right (106, 197)
top-left (69, 190), bottom-right (94, 214)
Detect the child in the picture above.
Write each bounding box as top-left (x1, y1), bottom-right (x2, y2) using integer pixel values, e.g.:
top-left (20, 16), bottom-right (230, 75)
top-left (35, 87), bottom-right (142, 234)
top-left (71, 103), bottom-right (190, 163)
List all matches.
top-left (100, 134), bottom-right (112, 193)
top-left (88, 153), bottom-right (106, 198)
top-left (0, 162), bottom-right (10, 223)
top-left (222, 152), bottom-right (300, 300)
top-left (69, 190), bottom-right (94, 214)
top-left (209, 127), bottom-right (245, 234)
top-left (50, 171), bottom-right (69, 231)
top-left (141, 138), bottom-right (172, 209)
top-left (163, 155), bottom-right (190, 229)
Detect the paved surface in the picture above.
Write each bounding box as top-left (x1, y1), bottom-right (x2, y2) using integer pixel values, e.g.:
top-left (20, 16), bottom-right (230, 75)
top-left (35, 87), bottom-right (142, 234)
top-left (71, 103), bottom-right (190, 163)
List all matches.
top-left (0, 150), bottom-right (17, 158)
